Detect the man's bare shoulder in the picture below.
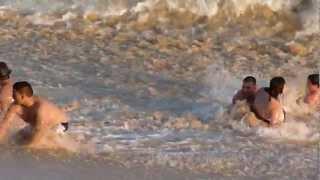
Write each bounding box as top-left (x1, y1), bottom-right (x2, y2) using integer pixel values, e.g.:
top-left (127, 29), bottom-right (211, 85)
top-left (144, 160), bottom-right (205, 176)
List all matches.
top-left (7, 103), bottom-right (22, 113)
top-left (269, 97), bottom-right (282, 110)
top-left (35, 97), bottom-right (53, 107)
top-left (35, 97), bottom-right (68, 123)
top-left (36, 97), bottom-right (64, 114)
top-left (256, 88), bottom-right (266, 94)
top-left (304, 92), bottom-right (318, 105)
top-left (254, 88), bottom-right (268, 101)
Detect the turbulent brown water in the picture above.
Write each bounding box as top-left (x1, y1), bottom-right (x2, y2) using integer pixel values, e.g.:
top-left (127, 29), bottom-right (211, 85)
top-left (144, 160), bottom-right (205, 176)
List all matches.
top-left (0, 0), bottom-right (319, 179)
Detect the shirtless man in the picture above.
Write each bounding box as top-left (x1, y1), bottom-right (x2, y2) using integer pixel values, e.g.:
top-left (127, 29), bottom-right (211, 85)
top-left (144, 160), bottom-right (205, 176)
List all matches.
top-left (232, 76), bottom-right (257, 106)
top-left (252, 77), bottom-right (286, 127)
top-left (0, 81), bottom-right (69, 147)
top-left (0, 62), bottom-right (13, 112)
top-left (304, 74), bottom-right (320, 108)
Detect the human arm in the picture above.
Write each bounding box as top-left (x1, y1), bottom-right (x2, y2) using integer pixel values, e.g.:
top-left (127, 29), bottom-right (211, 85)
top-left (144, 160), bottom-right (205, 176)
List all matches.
top-left (250, 105), bottom-right (272, 125)
top-left (0, 105), bottom-right (19, 141)
top-left (268, 105), bottom-right (284, 127)
top-left (232, 91), bottom-right (242, 104)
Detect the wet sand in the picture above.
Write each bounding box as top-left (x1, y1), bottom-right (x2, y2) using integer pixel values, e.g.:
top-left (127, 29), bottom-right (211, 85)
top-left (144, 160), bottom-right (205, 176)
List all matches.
top-left (0, 147), bottom-right (211, 180)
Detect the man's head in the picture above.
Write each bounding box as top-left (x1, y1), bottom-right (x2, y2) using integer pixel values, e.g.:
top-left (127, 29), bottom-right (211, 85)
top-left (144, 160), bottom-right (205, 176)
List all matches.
top-left (307, 74), bottom-right (319, 92)
top-left (269, 76), bottom-right (286, 98)
top-left (241, 76), bottom-right (257, 95)
top-left (0, 62), bottom-right (11, 81)
top-left (13, 81), bottom-right (33, 105)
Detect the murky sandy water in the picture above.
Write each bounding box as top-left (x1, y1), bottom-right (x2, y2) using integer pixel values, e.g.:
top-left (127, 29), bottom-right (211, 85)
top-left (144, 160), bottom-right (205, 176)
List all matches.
top-left (0, 0), bottom-right (319, 179)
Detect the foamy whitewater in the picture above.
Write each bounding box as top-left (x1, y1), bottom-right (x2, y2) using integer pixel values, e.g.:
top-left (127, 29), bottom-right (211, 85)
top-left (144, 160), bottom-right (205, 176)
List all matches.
top-left (0, 0), bottom-right (319, 179)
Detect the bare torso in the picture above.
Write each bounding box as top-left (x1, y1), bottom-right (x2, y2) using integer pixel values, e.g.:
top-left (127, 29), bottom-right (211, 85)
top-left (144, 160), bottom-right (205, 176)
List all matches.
top-left (304, 90), bottom-right (320, 108)
top-left (14, 97), bottom-right (68, 129)
top-left (0, 95), bottom-right (69, 146)
top-left (253, 88), bottom-right (285, 125)
top-left (0, 80), bottom-right (13, 112)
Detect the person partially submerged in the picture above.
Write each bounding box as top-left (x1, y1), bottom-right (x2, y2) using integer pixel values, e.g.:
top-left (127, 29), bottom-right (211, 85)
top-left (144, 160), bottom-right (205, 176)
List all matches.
top-left (304, 73), bottom-right (320, 108)
top-left (0, 81), bottom-right (69, 147)
top-left (252, 77), bottom-right (286, 127)
top-left (0, 62), bottom-right (13, 112)
top-left (232, 76), bottom-right (257, 106)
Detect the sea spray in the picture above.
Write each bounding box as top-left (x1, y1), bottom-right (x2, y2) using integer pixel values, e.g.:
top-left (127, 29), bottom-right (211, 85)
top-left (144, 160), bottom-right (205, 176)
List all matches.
top-left (0, 0), bottom-right (316, 34)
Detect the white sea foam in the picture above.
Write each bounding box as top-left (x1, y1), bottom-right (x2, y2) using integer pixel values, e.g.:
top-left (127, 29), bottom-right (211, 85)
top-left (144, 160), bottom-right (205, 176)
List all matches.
top-left (0, 0), bottom-right (317, 34)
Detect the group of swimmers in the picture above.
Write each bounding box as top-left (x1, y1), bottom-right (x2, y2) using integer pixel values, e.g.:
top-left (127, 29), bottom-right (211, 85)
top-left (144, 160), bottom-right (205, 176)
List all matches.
top-left (0, 60), bottom-right (317, 147)
top-left (0, 62), bottom-right (68, 147)
top-left (233, 74), bottom-right (320, 126)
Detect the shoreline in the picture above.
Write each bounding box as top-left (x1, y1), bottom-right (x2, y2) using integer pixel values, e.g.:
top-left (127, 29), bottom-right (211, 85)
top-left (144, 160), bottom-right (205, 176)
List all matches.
top-left (0, 146), bottom-right (211, 180)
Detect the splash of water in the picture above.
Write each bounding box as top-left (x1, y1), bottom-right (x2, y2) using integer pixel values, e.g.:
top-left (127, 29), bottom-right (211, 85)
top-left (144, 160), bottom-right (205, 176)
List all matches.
top-left (0, 0), bottom-right (317, 34)
top-left (204, 62), bottom-right (320, 142)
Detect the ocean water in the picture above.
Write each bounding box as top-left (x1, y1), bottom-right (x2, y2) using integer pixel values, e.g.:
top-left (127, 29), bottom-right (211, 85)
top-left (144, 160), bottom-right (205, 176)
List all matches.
top-left (0, 0), bottom-right (319, 179)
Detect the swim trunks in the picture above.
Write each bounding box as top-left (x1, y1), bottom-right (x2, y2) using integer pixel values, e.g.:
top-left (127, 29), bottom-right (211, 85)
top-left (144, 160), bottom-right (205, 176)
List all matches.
top-left (56, 122), bottom-right (69, 134)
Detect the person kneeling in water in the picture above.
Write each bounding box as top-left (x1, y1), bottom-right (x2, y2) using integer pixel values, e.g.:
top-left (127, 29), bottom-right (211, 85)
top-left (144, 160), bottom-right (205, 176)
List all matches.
top-left (252, 77), bottom-right (286, 127)
top-left (0, 81), bottom-right (69, 147)
top-left (232, 76), bottom-right (257, 106)
top-left (304, 73), bottom-right (320, 108)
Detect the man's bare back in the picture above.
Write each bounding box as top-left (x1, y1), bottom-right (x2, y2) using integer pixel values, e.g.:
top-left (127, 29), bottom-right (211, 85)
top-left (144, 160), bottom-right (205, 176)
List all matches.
top-left (11, 97), bottom-right (67, 128)
top-left (251, 77), bottom-right (286, 127)
top-left (253, 88), bottom-right (285, 126)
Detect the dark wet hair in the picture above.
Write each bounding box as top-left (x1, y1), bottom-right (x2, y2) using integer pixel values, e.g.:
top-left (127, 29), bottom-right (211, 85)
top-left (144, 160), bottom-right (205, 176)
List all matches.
top-left (243, 76), bottom-right (256, 85)
top-left (0, 62), bottom-right (11, 80)
top-left (13, 81), bottom-right (33, 97)
top-left (308, 74), bottom-right (319, 87)
top-left (270, 77), bottom-right (286, 93)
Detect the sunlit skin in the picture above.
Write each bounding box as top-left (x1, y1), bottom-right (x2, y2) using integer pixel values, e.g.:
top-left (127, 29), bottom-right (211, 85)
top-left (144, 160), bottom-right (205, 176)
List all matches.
top-left (0, 89), bottom-right (68, 147)
top-left (232, 82), bottom-right (257, 105)
top-left (253, 87), bottom-right (285, 127)
top-left (0, 78), bottom-right (13, 112)
top-left (304, 80), bottom-right (320, 107)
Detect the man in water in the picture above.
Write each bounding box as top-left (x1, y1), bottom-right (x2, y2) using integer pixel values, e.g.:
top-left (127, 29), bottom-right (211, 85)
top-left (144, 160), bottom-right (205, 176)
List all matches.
top-left (0, 62), bottom-right (13, 112)
top-left (0, 81), bottom-right (69, 147)
top-left (232, 76), bottom-right (257, 106)
top-left (252, 77), bottom-right (286, 127)
top-left (304, 73), bottom-right (320, 108)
